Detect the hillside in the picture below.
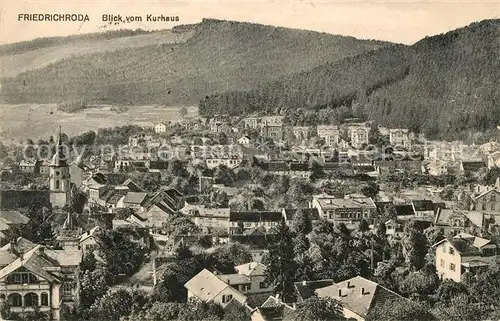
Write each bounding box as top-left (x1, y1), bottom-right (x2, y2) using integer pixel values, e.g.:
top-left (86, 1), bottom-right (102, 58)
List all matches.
top-left (199, 19), bottom-right (500, 139)
top-left (0, 28), bottom-right (196, 78)
top-left (0, 18), bottom-right (390, 105)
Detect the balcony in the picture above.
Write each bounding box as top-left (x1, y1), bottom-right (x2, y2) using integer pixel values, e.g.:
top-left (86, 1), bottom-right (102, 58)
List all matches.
top-left (4, 283), bottom-right (50, 291)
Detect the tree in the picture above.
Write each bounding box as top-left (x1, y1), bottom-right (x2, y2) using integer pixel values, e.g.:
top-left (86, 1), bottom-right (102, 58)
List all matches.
top-left (424, 226), bottom-right (445, 246)
top-left (80, 264), bottom-right (110, 308)
top-left (358, 219), bottom-right (370, 232)
top-left (98, 229), bottom-right (148, 277)
top-left (90, 289), bottom-right (135, 320)
top-left (366, 297), bottom-right (434, 321)
top-left (402, 224), bottom-right (428, 270)
top-left (433, 279), bottom-right (468, 305)
top-left (310, 161), bottom-right (325, 181)
top-left (263, 219), bottom-right (297, 302)
top-left (292, 209), bottom-right (313, 235)
top-left (163, 213), bottom-right (200, 237)
top-left (362, 181), bottom-right (380, 199)
top-left (434, 294), bottom-right (485, 321)
top-left (295, 297), bottom-right (346, 321)
top-left (211, 243), bottom-right (252, 274)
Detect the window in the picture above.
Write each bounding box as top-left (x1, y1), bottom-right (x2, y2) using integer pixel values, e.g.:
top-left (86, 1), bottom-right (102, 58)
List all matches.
top-left (492, 204), bottom-right (496, 211)
top-left (260, 282), bottom-right (267, 289)
top-left (6, 272), bottom-right (38, 284)
top-left (55, 180), bottom-right (60, 189)
top-left (24, 293), bottom-right (38, 307)
top-left (56, 171), bottom-right (60, 176)
top-left (222, 294), bottom-right (233, 303)
top-left (440, 259), bottom-right (444, 267)
top-left (450, 263), bottom-right (456, 271)
top-left (62, 283), bottom-right (73, 296)
top-left (8, 294), bottom-right (22, 307)
top-left (246, 283), bottom-right (252, 291)
top-left (448, 247), bottom-right (455, 255)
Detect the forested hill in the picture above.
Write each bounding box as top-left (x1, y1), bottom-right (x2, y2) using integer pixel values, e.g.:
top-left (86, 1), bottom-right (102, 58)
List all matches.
top-left (0, 18), bottom-right (389, 105)
top-left (199, 19), bottom-right (500, 139)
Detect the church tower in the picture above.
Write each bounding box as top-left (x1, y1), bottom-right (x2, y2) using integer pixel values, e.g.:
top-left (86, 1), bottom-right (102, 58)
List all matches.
top-left (49, 127), bottom-right (71, 209)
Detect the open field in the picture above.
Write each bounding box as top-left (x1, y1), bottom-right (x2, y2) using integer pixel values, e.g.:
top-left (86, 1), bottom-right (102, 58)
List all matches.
top-left (0, 104), bottom-right (198, 143)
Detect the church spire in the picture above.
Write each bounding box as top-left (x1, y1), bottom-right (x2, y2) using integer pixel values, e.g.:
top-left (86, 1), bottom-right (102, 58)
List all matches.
top-left (57, 126), bottom-right (62, 146)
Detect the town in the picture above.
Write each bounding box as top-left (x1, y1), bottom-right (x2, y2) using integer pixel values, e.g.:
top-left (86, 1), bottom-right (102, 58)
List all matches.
top-left (0, 110), bottom-right (499, 321)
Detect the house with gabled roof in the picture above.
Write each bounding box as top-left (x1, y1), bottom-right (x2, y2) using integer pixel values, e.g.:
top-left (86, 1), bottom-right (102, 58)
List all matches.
top-left (471, 187), bottom-right (500, 213)
top-left (434, 233), bottom-right (498, 282)
top-left (0, 238), bottom-right (82, 321)
top-left (184, 269), bottom-right (247, 308)
top-left (250, 295), bottom-right (297, 321)
top-left (315, 276), bottom-right (407, 321)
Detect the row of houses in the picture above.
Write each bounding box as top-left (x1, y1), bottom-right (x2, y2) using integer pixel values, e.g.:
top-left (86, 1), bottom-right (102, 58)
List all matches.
top-left (185, 263), bottom-right (411, 321)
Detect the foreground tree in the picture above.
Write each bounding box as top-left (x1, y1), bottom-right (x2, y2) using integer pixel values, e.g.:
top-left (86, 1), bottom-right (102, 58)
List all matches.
top-left (295, 297), bottom-right (346, 321)
top-left (263, 219), bottom-right (297, 302)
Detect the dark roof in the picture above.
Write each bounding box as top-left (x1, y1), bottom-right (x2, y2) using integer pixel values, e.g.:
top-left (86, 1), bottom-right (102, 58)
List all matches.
top-left (412, 200), bottom-right (435, 212)
top-left (289, 162), bottom-right (310, 171)
top-left (260, 162), bottom-right (289, 172)
top-left (462, 161), bottom-right (486, 172)
top-left (230, 211), bottom-right (283, 222)
top-left (433, 202), bottom-right (446, 214)
top-left (294, 279), bottom-right (334, 302)
top-left (283, 208), bottom-right (320, 221)
top-left (91, 173), bottom-right (107, 185)
top-left (447, 238), bottom-right (481, 256)
top-left (375, 202), bottom-right (392, 212)
top-left (394, 205), bottom-right (415, 216)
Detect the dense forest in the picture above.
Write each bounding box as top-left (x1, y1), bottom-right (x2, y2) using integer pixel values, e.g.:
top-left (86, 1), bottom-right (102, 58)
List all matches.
top-left (0, 19), bottom-right (389, 105)
top-left (0, 29), bottom-right (155, 55)
top-left (199, 19), bottom-right (500, 139)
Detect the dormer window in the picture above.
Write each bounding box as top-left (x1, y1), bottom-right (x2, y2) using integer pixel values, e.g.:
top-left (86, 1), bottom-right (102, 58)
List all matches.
top-left (449, 247), bottom-right (455, 255)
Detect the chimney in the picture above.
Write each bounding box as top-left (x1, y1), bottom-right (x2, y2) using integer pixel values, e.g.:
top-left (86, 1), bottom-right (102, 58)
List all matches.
top-left (347, 281), bottom-right (351, 288)
top-left (37, 246), bottom-right (45, 255)
top-left (302, 280), bottom-right (307, 286)
top-left (338, 289), bottom-right (342, 297)
top-left (361, 287), bottom-right (366, 295)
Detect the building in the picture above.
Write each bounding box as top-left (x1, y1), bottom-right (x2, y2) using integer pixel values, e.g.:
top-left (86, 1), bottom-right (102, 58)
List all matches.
top-left (118, 192), bottom-right (150, 213)
top-left (185, 269), bottom-right (247, 308)
top-left (18, 160), bottom-right (40, 174)
top-left (471, 188), bottom-right (500, 213)
top-left (49, 129), bottom-right (71, 209)
top-left (250, 295), bottom-right (297, 321)
top-left (154, 122), bottom-right (169, 134)
top-left (0, 238), bottom-right (82, 321)
top-left (218, 262), bottom-right (273, 296)
top-left (189, 207), bottom-right (231, 234)
top-left (434, 233), bottom-right (498, 282)
top-left (238, 136), bottom-right (252, 148)
top-left (282, 208), bottom-right (320, 226)
top-left (389, 129), bottom-right (410, 149)
top-left (311, 194), bottom-right (376, 225)
top-left (315, 276), bottom-right (407, 321)
top-left (206, 157), bottom-right (243, 170)
top-left (350, 127), bottom-right (369, 150)
top-left (291, 127), bottom-right (311, 142)
top-left (260, 116), bottom-right (284, 141)
top-left (257, 161), bottom-right (311, 179)
top-left (316, 125), bottom-right (340, 147)
top-left (0, 211), bottom-right (31, 244)
top-left (242, 117), bottom-right (260, 130)
top-left (229, 211), bottom-right (283, 233)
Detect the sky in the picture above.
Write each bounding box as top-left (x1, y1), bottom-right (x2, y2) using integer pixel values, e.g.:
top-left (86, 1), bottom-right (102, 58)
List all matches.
top-left (0, 0), bottom-right (499, 45)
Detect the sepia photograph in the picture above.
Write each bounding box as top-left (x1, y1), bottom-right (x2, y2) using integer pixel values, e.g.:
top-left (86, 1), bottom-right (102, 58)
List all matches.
top-left (0, 0), bottom-right (499, 320)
